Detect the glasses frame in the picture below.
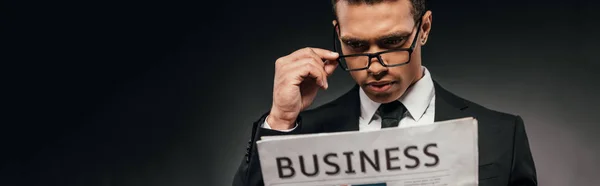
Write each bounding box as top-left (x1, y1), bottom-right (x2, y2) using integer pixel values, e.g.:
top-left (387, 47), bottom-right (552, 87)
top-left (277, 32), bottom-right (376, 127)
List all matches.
top-left (333, 18), bottom-right (423, 71)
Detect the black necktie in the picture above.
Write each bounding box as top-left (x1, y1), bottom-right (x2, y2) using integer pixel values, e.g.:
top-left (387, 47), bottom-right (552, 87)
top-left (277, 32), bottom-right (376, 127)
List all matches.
top-left (376, 101), bottom-right (407, 128)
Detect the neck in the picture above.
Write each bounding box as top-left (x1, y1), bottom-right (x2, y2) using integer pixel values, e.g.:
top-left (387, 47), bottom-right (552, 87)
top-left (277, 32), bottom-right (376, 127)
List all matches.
top-left (409, 66), bottom-right (425, 88)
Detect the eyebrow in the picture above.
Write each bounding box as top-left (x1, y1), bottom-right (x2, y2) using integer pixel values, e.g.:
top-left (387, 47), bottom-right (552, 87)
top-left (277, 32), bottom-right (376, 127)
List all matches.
top-left (340, 31), bottom-right (412, 43)
top-left (375, 31), bottom-right (412, 41)
top-left (340, 37), bottom-right (368, 44)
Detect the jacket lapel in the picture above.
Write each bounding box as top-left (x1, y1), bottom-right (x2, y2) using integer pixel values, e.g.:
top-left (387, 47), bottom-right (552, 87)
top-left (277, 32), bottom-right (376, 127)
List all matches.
top-left (433, 81), bottom-right (472, 122)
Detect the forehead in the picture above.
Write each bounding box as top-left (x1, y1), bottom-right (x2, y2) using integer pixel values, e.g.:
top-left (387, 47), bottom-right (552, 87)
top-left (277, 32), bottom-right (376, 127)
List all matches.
top-left (336, 0), bottom-right (415, 38)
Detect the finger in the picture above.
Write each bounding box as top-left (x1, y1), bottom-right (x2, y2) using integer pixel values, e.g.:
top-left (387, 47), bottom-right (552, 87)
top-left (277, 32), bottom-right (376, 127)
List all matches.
top-left (289, 48), bottom-right (323, 66)
top-left (323, 60), bottom-right (339, 76)
top-left (291, 47), bottom-right (339, 61)
top-left (284, 58), bottom-right (328, 89)
top-left (306, 49), bottom-right (326, 69)
top-left (302, 57), bottom-right (329, 89)
top-left (307, 47), bottom-right (339, 61)
top-left (293, 58), bottom-right (328, 89)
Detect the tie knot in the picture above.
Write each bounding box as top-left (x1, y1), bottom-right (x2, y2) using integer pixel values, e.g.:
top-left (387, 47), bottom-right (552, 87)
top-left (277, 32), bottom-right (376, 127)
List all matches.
top-left (377, 101), bottom-right (406, 119)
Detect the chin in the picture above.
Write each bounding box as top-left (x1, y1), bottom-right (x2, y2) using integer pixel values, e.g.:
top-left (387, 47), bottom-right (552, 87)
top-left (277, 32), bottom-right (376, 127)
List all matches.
top-left (365, 88), bottom-right (404, 104)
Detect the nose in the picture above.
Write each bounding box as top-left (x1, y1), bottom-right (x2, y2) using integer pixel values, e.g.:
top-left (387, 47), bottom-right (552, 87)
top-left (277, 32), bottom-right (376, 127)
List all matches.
top-left (367, 56), bottom-right (388, 77)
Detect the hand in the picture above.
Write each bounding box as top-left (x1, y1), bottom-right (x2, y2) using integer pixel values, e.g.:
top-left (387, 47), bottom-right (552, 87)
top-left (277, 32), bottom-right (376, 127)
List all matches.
top-left (268, 47), bottom-right (339, 130)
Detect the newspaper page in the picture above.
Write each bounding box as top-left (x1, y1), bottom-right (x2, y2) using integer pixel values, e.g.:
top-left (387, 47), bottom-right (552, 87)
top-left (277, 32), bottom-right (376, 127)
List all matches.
top-left (256, 117), bottom-right (478, 186)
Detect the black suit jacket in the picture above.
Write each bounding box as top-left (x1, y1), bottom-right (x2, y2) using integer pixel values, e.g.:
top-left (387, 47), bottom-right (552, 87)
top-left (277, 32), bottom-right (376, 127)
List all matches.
top-left (233, 82), bottom-right (537, 186)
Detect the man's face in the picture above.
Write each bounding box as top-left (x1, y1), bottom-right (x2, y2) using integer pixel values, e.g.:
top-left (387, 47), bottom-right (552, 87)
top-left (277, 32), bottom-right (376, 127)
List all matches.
top-left (335, 0), bottom-right (431, 103)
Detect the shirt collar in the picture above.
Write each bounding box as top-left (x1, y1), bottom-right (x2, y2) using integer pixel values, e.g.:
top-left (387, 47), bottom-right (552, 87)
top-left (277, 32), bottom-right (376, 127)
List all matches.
top-left (359, 66), bottom-right (435, 122)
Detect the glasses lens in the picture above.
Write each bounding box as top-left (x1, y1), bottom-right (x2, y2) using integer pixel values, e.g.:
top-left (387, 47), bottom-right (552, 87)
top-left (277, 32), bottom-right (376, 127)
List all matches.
top-left (333, 26), bottom-right (411, 70)
top-left (380, 50), bottom-right (410, 66)
top-left (340, 55), bottom-right (369, 70)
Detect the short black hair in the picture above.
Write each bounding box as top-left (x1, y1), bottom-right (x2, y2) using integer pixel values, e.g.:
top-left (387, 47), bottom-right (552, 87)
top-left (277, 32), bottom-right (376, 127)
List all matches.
top-left (331, 0), bottom-right (427, 22)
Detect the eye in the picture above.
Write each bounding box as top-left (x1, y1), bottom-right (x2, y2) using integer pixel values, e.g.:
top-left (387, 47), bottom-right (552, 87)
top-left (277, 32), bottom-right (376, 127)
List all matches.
top-left (345, 41), bottom-right (366, 49)
top-left (384, 39), bottom-right (401, 45)
top-left (383, 38), bottom-right (405, 46)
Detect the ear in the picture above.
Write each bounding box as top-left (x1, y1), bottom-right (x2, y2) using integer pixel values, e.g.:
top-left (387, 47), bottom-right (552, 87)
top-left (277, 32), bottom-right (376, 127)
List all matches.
top-left (332, 19), bottom-right (341, 36)
top-left (420, 10), bottom-right (433, 45)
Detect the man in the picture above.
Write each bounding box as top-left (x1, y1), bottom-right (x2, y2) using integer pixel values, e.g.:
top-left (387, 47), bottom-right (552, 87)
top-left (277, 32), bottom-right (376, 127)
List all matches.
top-left (233, 0), bottom-right (537, 185)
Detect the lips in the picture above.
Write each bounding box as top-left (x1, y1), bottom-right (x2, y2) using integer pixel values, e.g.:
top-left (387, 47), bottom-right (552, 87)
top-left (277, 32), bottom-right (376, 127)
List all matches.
top-left (366, 81), bottom-right (395, 92)
top-left (368, 81), bottom-right (393, 86)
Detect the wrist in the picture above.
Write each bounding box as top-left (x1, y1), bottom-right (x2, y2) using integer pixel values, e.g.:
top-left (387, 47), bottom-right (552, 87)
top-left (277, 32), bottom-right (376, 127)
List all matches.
top-left (267, 109), bottom-right (297, 130)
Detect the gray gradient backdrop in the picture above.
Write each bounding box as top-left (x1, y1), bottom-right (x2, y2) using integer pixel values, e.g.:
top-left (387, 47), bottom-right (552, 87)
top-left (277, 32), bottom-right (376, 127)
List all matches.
top-left (4, 0), bottom-right (599, 185)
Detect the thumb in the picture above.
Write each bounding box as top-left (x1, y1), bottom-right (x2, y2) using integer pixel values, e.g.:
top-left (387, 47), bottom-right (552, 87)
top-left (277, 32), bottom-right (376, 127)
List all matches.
top-left (324, 60), bottom-right (339, 76)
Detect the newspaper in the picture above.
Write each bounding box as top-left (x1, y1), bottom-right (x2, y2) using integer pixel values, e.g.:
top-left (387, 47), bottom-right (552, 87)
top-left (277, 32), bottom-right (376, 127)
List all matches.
top-left (256, 117), bottom-right (478, 186)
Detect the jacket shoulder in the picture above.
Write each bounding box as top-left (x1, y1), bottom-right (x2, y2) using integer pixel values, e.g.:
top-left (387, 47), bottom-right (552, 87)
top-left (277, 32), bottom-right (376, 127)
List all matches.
top-left (435, 82), bottom-right (520, 123)
top-left (462, 98), bottom-right (520, 123)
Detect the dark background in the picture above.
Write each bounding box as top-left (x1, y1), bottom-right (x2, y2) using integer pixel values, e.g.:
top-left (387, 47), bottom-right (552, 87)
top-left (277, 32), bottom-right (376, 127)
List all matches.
top-left (4, 0), bottom-right (600, 185)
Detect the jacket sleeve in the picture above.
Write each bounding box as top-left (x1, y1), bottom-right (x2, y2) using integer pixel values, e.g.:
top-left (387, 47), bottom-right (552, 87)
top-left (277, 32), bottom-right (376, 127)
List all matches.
top-left (232, 112), bottom-right (303, 186)
top-left (508, 116), bottom-right (538, 186)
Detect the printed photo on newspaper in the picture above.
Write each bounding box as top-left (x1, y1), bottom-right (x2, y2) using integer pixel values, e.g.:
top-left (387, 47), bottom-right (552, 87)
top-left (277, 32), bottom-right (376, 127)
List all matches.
top-left (256, 117), bottom-right (478, 186)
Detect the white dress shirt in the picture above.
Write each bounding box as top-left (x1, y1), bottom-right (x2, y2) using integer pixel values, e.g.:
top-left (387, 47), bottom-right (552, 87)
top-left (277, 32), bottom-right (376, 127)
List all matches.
top-left (263, 66), bottom-right (436, 131)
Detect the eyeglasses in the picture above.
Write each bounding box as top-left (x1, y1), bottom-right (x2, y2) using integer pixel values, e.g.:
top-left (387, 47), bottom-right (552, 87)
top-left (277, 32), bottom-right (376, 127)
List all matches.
top-left (332, 20), bottom-right (422, 71)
